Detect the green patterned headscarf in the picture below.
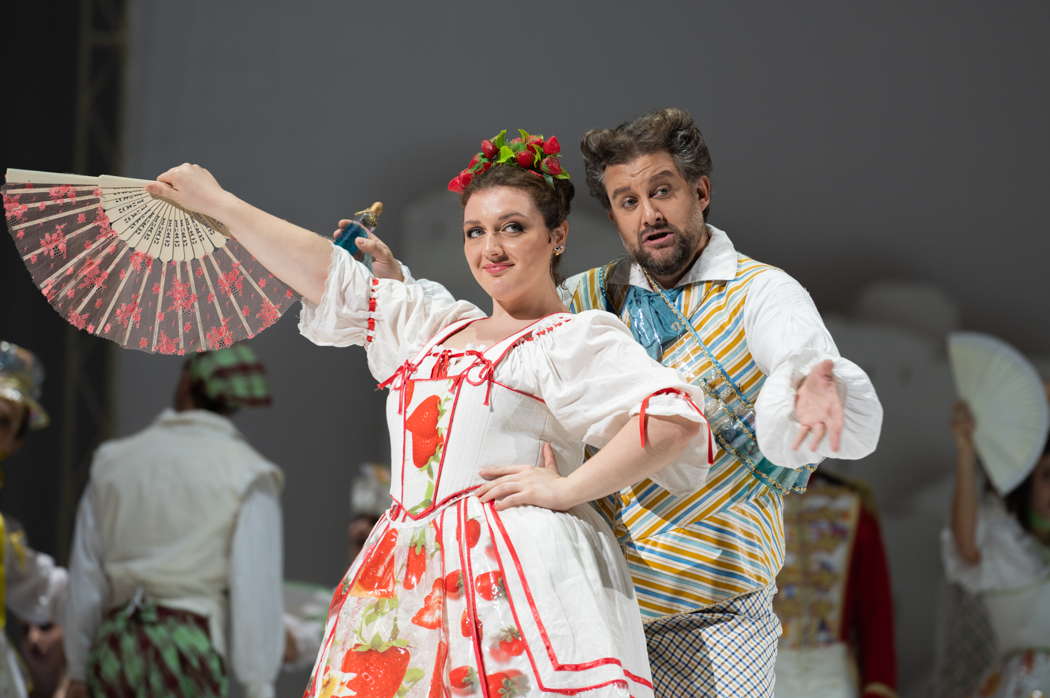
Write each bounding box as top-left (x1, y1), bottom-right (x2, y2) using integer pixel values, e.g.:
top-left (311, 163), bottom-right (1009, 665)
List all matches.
top-left (185, 345), bottom-right (271, 411)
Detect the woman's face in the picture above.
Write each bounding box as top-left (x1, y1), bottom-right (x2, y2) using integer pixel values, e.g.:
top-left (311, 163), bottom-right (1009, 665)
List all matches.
top-left (462, 186), bottom-right (565, 306)
top-left (1029, 455), bottom-right (1050, 521)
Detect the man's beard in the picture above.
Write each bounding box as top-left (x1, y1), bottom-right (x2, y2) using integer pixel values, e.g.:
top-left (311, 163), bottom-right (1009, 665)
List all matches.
top-left (633, 223), bottom-right (701, 278)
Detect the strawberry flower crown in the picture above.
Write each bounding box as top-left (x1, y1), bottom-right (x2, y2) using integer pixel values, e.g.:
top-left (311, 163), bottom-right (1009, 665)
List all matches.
top-left (447, 129), bottom-right (571, 194)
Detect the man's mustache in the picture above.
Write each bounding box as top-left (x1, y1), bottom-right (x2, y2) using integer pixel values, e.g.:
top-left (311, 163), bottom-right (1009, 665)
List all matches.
top-left (639, 224), bottom-right (680, 242)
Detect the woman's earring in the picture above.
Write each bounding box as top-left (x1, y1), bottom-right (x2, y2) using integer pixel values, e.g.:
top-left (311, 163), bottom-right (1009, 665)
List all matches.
top-left (554, 245), bottom-right (564, 255)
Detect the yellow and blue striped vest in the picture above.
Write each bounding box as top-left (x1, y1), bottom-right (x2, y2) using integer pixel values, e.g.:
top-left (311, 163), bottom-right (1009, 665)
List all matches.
top-left (569, 254), bottom-right (815, 617)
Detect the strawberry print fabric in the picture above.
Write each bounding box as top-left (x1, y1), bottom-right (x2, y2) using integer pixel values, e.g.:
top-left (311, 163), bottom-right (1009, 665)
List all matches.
top-left (300, 247), bottom-right (714, 697)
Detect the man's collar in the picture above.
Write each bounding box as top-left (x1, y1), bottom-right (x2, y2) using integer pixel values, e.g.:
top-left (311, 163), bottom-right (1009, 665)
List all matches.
top-left (154, 407), bottom-right (240, 436)
top-left (624, 224), bottom-right (737, 290)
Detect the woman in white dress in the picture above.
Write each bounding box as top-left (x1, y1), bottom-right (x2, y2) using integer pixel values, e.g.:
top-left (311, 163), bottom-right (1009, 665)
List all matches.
top-left (145, 131), bottom-right (714, 698)
top-left (943, 400), bottom-right (1050, 697)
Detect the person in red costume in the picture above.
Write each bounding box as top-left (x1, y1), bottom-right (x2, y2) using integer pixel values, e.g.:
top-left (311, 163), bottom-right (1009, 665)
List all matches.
top-left (773, 470), bottom-right (897, 698)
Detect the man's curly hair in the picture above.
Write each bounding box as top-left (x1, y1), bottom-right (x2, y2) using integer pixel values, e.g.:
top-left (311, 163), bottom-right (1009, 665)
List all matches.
top-left (580, 107), bottom-right (713, 216)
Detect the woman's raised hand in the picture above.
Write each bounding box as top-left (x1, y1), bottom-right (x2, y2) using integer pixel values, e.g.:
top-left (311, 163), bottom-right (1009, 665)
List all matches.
top-left (145, 163), bottom-right (230, 220)
top-left (331, 219), bottom-right (404, 281)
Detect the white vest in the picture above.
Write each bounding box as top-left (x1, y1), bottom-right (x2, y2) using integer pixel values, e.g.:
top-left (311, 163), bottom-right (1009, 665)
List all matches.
top-left (89, 409), bottom-right (282, 654)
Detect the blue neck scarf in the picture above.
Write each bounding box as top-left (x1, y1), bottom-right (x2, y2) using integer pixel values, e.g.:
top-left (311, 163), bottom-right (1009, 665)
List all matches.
top-left (621, 284), bottom-right (685, 361)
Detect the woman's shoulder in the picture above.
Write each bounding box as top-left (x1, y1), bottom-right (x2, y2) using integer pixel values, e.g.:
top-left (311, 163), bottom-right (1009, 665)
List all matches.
top-left (532, 308), bottom-right (629, 334)
top-left (516, 309), bottom-right (631, 347)
top-left (508, 310), bottom-right (638, 366)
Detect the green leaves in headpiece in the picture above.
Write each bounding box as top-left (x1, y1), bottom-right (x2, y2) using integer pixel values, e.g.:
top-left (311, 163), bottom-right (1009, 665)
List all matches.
top-left (448, 127), bottom-right (570, 194)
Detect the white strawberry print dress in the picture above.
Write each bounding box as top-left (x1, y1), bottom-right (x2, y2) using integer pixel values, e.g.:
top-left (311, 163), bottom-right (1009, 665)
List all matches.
top-left (299, 247), bottom-right (713, 698)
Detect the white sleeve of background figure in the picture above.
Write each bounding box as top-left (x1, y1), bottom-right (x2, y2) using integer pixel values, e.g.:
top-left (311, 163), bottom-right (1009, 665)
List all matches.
top-left (746, 269), bottom-right (883, 468)
top-left (63, 485), bottom-right (107, 682)
top-left (229, 476), bottom-right (284, 698)
top-left (4, 525), bottom-right (68, 626)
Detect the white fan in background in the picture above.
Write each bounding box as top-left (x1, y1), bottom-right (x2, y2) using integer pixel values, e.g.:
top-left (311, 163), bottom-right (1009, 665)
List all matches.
top-left (948, 331), bottom-right (1050, 494)
top-left (3, 168), bottom-right (297, 354)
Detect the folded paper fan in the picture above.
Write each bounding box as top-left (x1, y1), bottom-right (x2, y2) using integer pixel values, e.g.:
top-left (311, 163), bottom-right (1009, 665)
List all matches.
top-left (3, 168), bottom-right (297, 354)
top-left (948, 331), bottom-right (1050, 495)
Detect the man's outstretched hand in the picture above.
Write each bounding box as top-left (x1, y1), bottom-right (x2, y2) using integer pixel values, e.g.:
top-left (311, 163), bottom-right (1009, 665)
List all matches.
top-left (332, 219), bottom-right (403, 281)
top-left (792, 359), bottom-right (844, 452)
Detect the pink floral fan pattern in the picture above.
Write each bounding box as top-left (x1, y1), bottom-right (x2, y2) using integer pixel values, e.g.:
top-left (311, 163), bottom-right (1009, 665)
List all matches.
top-left (3, 168), bottom-right (297, 354)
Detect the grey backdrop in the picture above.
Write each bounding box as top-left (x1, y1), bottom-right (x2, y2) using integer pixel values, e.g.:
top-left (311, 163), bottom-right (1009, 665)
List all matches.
top-left (115, 1), bottom-right (1050, 694)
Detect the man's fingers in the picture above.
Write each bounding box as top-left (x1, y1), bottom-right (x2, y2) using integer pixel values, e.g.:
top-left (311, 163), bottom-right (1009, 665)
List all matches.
top-left (791, 424), bottom-right (811, 451)
top-left (808, 422), bottom-right (827, 451)
top-left (829, 422), bottom-right (843, 453)
top-left (828, 407), bottom-right (844, 453)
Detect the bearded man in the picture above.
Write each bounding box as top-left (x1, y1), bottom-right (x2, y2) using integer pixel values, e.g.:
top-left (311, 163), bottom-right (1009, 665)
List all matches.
top-left (366, 107), bottom-right (884, 696)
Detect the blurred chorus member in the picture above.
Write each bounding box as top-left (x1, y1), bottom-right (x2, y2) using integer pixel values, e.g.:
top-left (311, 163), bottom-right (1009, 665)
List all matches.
top-left (279, 464), bottom-right (392, 673)
top-left (773, 471), bottom-right (897, 698)
top-left (942, 399), bottom-right (1050, 696)
top-left (0, 341), bottom-right (68, 698)
top-left (347, 462), bottom-right (390, 564)
top-left (64, 346), bottom-right (284, 698)
top-left (20, 622), bottom-right (66, 698)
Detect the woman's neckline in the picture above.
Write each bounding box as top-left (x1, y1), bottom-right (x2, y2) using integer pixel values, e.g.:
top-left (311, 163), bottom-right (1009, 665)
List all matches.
top-left (432, 312), bottom-right (566, 353)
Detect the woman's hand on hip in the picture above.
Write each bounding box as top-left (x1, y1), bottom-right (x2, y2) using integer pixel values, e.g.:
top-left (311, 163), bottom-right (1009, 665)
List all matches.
top-left (476, 443), bottom-right (575, 511)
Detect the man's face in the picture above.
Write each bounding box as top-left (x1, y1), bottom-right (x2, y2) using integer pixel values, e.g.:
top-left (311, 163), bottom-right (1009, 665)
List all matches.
top-left (20, 623), bottom-right (66, 694)
top-left (0, 398), bottom-right (26, 460)
top-left (602, 152), bottom-right (710, 286)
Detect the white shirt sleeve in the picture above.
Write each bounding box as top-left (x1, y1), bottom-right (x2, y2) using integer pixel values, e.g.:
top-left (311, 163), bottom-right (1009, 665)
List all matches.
top-left (3, 525), bottom-right (67, 627)
top-left (63, 485), bottom-right (107, 681)
top-left (229, 475), bottom-right (284, 698)
top-left (745, 269), bottom-right (883, 467)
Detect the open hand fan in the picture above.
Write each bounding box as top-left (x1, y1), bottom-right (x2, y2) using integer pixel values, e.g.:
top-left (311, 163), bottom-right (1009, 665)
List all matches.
top-left (948, 331), bottom-right (1050, 494)
top-left (3, 168), bottom-right (297, 354)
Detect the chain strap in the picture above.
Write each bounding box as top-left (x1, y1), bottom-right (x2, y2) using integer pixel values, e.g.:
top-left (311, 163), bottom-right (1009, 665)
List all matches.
top-left (638, 267), bottom-right (756, 412)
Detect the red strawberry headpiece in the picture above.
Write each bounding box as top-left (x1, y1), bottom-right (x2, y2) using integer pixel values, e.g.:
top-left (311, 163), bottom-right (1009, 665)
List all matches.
top-left (448, 129), bottom-right (570, 193)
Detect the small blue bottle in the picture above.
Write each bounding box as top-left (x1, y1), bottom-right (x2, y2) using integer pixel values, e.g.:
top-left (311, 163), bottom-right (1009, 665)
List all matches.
top-left (334, 201), bottom-right (384, 262)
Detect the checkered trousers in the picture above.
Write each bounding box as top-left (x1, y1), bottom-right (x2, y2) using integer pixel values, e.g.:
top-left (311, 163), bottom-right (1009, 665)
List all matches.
top-left (644, 585), bottom-right (781, 697)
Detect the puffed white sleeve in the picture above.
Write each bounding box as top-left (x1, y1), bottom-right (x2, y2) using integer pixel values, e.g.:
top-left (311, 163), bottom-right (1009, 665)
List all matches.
top-left (399, 263), bottom-right (459, 307)
top-left (64, 483), bottom-right (107, 682)
top-left (531, 311), bottom-right (714, 494)
top-left (299, 245), bottom-right (484, 380)
top-left (941, 495), bottom-right (1048, 594)
top-left (746, 270), bottom-right (882, 467)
